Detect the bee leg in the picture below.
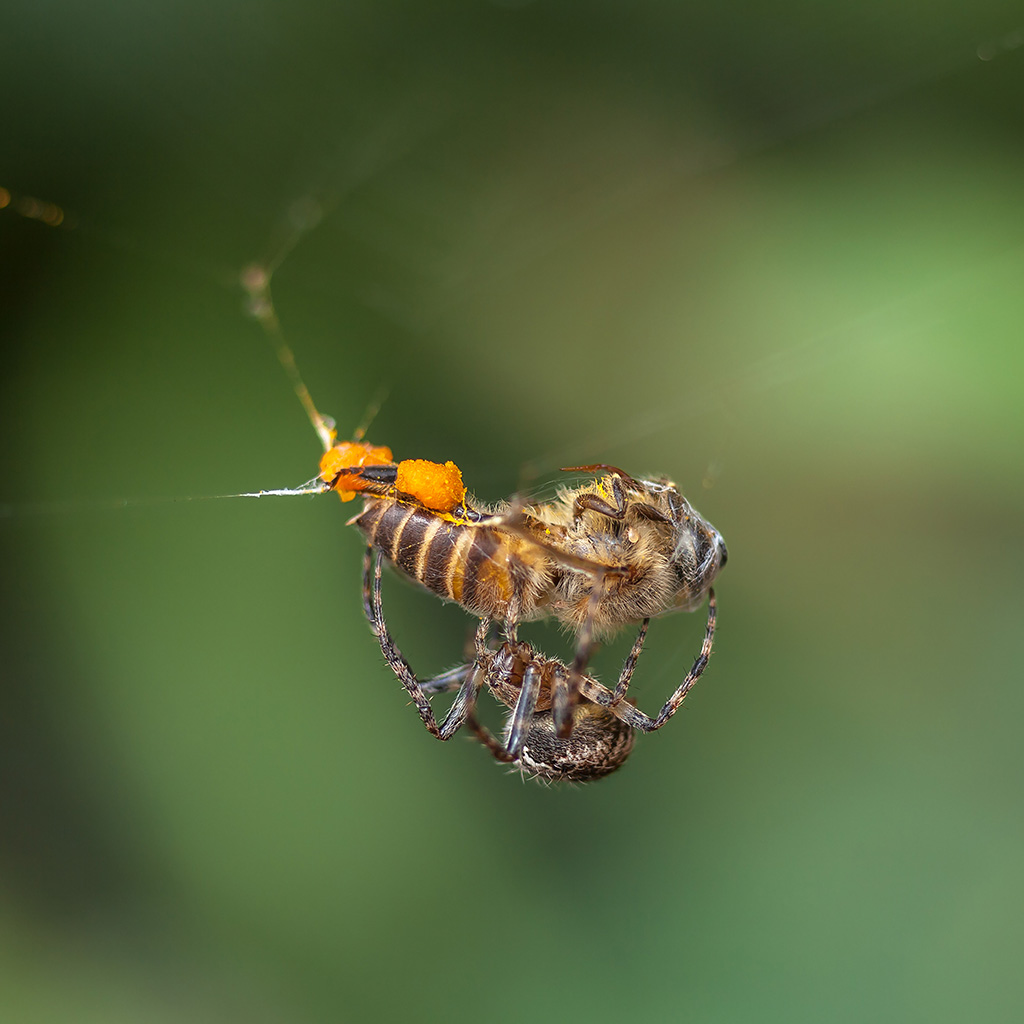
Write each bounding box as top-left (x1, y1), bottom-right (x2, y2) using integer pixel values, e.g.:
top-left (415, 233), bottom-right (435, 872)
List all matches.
top-left (555, 574), bottom-right (608, 737)
top-left (550, 648), bottom-right (583, 741)
top-left (573, 490), bottom-right (670, 524)
top-left (366, 547), bottom-right (475, 740)
top-left (562, 463), bottom-right (641, 486)
top-left (572, 474), bottom-right (627, 522)
top-left (567, 471), bottom-right (670, 524)
top-left (580, 590), bottom-right (716, 733)
top-left (610, 618), bottom-right (650, 705)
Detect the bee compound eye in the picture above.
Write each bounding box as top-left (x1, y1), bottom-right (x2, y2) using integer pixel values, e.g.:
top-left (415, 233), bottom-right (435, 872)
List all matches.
top-left (717, 536), bottom-right (728, 568)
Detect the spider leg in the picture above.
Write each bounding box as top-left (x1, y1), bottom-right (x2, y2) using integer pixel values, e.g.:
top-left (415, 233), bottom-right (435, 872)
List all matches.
top-left (610, 618), bottom-right (650, 705)
top-left (361, 545), bottom-right (375, 625)
top-left (464, 635), bottom-right (535, 765)
top-left (438, 617), bottom-right (491, 738)
top-left (505, 661), bottom-right (544, 758)
top-left (365, 546), bottom-right (483, 740)
top-left (576, 590), bottom-right (716, 733)
top-left (465, 710), bottom-right (515, 764)
top-left (640, 588), bottom-right (717, 730)
top-left (417, 663), bottom-right (474, 695)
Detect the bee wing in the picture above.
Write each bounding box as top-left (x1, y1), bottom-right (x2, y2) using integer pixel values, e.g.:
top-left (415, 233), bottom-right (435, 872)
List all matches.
top-left (492, 502), bottom-right (625, 578)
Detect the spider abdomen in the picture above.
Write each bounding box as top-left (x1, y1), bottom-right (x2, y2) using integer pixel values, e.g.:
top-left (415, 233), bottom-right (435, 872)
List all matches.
top-left (512, 703), bottom-right (636, 782)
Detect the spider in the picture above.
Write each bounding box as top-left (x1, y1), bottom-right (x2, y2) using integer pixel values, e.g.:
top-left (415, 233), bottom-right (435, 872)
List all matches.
top-left (361, 548), bottom-right (717, 781)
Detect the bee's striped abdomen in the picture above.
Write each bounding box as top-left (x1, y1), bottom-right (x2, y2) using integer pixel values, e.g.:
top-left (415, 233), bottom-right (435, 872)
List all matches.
top-left (357, 501), bottom-right (451, 597)
top-left (354, 498), bottom-right (535, 620)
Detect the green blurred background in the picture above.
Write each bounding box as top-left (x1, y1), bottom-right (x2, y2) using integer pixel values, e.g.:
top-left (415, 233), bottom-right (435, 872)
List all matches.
top-left (3, 2), bottom-right (1023, 1021)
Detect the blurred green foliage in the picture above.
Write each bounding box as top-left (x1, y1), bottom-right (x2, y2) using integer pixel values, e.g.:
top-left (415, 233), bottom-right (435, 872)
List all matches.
top-left (3, 2), bottom-right (1023, 1022)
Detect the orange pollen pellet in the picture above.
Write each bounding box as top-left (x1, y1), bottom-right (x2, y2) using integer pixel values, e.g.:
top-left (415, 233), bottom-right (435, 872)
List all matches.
top-left (396, 459), bottom-right (466, 512)
top-left (319, 441), bottom-right (394, 502)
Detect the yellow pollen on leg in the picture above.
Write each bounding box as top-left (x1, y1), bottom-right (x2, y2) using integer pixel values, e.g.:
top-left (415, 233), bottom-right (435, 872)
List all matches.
top-left (319, 441), bottom-right (394, 501)
top-left (396, 460), bottom-right (466, 512)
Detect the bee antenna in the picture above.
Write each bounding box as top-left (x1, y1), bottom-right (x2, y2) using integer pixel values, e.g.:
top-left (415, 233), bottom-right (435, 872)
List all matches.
top-left (353, 383), bottom-right (391, 442)
top-left (240, 262), bottom-right (336, 454)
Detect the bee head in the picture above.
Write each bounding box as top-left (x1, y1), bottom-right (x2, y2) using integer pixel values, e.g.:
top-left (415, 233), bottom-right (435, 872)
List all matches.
top-left (661, 486), bottom-right (728, 612)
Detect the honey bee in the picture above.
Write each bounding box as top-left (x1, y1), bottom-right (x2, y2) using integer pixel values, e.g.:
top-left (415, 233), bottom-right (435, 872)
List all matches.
top-left (321, 438), bottom-right (727, 740)
top-left (362, 544), bottom-right (717, 782)
top-left (241, 260), bottom-right (726, 772)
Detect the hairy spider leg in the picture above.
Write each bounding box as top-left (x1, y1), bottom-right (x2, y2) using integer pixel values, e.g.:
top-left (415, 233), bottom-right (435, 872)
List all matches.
top-left (362, 547), bottom-right (489, 741)
top-left (576, 589), bottom-right (716, 733)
